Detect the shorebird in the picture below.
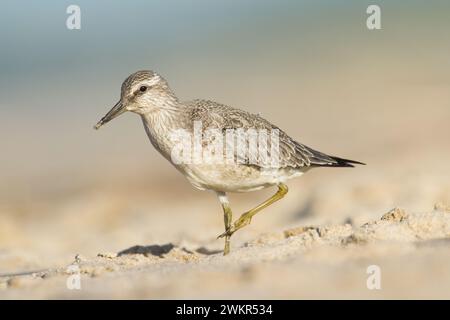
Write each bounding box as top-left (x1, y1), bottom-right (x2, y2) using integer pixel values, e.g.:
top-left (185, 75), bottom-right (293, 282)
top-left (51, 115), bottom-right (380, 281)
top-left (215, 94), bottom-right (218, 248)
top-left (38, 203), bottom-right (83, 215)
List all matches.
top-left (94, 70), bottom-right (364, 255)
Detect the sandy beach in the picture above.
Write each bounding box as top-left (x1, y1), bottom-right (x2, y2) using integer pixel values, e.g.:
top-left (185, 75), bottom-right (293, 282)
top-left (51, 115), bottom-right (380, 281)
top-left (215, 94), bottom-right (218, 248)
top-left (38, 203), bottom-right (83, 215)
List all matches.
top-left (1, 153), bottom-right (450, 299)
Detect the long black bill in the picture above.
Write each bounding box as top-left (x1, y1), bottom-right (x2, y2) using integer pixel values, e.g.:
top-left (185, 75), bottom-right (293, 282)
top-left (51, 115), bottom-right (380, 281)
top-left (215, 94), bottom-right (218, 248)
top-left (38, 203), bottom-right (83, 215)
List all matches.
top-left (94, 101), bottom-right (126, 130)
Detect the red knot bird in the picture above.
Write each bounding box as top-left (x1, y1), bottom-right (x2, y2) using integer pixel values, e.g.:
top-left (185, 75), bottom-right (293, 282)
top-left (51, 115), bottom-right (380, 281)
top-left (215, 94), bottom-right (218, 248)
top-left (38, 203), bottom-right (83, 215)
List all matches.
top-left (94, 70), bottom-right (364, 255)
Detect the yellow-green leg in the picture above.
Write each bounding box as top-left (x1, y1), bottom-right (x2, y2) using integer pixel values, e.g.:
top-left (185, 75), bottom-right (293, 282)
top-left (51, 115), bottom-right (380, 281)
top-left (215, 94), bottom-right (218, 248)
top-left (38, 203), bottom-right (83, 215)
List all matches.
top-left (218, 183), bottom-right (288, 239)
top-left (217, 192), bottom-right (233, 255)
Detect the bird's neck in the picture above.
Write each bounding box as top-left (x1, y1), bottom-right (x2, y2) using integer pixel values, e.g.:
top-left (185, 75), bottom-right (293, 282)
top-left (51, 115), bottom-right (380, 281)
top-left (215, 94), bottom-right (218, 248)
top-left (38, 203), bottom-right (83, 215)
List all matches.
top-left (140, 104), bottom-right (188, 157)
top-left (141, 103), bottom-right (185, 131)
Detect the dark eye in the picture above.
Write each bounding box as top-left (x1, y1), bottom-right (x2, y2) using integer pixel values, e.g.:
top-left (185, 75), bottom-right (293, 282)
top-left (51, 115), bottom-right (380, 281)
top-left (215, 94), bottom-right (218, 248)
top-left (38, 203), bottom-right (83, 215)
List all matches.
top-left (139, 86), bottom-right (147, 92)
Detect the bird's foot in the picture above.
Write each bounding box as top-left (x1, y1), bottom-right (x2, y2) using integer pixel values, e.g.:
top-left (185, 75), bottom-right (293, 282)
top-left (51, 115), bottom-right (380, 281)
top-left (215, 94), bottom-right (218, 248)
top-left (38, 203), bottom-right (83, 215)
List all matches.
top-left (217, 229), bottom-right (232, 239)
top-left (217, 216), bottom-right (252, 239)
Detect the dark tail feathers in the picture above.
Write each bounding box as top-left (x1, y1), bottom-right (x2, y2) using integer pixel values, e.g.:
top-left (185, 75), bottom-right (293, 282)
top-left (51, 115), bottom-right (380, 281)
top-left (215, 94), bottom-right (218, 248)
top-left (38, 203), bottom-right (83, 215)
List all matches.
top-left (326, 156), bottom-right (366, 168)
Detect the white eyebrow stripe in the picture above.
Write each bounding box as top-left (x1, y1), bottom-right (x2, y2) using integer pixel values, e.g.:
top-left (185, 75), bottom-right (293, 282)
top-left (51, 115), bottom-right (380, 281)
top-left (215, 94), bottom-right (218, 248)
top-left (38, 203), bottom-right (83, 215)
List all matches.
top-left (147, 75), bottom-right (161, 86)
top-left (132, 75), bottom-right (161, 93)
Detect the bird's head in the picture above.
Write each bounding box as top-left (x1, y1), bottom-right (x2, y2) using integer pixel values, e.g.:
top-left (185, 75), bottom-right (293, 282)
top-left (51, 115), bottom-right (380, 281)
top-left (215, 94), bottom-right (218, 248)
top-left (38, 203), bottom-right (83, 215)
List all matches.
top-left (94, 70), bottom-right (177, 130)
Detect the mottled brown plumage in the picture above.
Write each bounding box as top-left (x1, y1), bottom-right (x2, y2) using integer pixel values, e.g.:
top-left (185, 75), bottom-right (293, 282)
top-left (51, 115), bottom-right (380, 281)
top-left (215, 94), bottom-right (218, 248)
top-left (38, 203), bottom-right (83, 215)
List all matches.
top-left (185, 99), bottom-right (363, 169)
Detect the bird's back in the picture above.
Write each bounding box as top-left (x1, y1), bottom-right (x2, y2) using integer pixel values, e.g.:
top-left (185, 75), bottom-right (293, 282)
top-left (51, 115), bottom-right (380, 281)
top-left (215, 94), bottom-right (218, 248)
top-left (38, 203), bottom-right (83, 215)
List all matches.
top-left (183, 99), bottom-right (363, 170)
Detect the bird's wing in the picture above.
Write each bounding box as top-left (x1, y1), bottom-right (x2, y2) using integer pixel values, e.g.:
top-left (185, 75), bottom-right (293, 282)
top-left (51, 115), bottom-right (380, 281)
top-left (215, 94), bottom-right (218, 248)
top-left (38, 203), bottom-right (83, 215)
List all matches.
top-left (186, 100), bottom-right (363, 169)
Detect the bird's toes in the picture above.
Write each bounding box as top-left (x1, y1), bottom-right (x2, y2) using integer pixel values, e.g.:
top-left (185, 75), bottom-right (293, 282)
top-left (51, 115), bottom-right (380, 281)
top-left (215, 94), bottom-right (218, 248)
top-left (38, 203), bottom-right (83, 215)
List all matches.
top-left (217, 229), bottom-right (233, 239)
top-left (217, 232), bottom-right (227, 239)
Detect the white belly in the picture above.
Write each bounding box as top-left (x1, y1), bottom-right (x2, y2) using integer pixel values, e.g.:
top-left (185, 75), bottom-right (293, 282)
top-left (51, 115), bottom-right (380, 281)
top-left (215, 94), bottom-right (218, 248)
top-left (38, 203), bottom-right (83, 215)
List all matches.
top-left (178, 163), bottom-right (304, 193)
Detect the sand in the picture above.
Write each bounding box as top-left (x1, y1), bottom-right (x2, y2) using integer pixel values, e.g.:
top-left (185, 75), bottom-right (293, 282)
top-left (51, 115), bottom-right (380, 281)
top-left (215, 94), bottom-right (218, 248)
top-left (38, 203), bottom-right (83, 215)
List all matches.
top-left (1, 163), bottom-right (450, 299)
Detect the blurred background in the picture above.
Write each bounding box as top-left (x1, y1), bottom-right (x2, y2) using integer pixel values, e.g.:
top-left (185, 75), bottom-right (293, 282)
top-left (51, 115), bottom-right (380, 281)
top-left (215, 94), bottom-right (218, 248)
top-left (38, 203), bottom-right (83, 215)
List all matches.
top-left (0, 0), bottom-right (449, 298)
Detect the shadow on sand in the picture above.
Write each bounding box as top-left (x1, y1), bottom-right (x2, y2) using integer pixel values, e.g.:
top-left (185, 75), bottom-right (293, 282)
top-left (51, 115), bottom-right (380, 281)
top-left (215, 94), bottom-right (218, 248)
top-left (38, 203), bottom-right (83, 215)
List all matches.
top-left (118, 243), bottom-right (223, 257)
top-left (118, 243), bottom-right (175, 257)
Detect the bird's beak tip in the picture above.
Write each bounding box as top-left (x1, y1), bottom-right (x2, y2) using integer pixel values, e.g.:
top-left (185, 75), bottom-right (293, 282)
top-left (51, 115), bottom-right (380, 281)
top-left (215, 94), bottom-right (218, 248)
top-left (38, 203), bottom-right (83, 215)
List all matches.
top-left (93, 121), bottom-right (103, 130)
top-left (94, 100), bottom-right (125, 131)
